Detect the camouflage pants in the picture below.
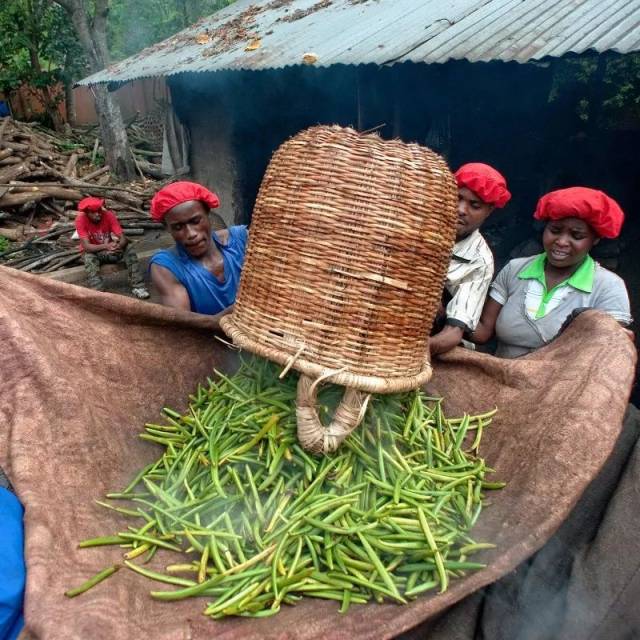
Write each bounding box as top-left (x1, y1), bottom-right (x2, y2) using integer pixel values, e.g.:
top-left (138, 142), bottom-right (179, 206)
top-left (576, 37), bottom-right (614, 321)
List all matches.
top-left (83, 245), bottom-right (145, 291)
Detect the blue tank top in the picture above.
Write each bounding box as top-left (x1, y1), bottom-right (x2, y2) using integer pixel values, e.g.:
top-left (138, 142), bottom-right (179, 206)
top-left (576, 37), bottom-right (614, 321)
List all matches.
top-left (0, 488), bottom-right (25, 640)
top-left (150, 225), bottom-right (248, 315)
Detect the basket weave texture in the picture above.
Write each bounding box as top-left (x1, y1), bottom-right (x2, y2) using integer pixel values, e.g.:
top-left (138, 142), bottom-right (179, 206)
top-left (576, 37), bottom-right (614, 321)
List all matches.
top-left (221, 125), bottom-right (458, 393)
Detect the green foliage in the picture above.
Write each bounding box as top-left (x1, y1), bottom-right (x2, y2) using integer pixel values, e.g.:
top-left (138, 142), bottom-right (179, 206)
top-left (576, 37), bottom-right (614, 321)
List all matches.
top-left (0, 6), bottom-right (30, 92)
top-left (0, 236), bottom-right (10, 254)
top-left (56, 140), bottom-right (85, 151)
top-left (0, 0), bottom-right (87, 92)
top-left (549, 53), bottom-right (640, 129)
top-left (108, 0), bottom-right (236, 61)
top-left (602, 54), bottom-right (640, 113)
top-left (42, 2), bottom-right (87, 83)
top-left (1, 0), bottom-right (236, 93)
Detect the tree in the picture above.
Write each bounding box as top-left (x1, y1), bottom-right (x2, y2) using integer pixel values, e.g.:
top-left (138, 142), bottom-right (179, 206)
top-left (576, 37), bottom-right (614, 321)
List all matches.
top-left (54, 0), bottom-right (136, 180)
top-left (42, 4), bottom-right (86, 126)
top-left (108, 0), bottom-right (235, 60)
top-left (548, 53), bottom-right (640, 131)
top-left (0, 0), bottom-right (84, 131)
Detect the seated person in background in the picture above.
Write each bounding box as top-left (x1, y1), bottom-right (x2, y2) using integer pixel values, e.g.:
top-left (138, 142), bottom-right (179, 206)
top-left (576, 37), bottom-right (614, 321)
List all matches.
top-left (472, 187), bottom-right (632, 358)
top-left (75, 197), bottom-right (149, 299)
top-left (430, 163), bottom-right (511, 356)
top-left (149, 181), bottom-right (248, 319)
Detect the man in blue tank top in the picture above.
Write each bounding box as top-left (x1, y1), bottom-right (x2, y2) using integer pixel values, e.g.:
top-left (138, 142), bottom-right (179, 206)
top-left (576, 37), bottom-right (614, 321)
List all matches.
top-left (149, 182), bottom-right (248, 320)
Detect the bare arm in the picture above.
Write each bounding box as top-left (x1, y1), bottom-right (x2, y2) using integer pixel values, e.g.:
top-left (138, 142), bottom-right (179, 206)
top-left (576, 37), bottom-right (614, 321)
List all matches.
top-left (150, 264), bottom-right (236, 327)
top-left (150, 263), bottom-right (191, 311)
top-left (430, 325), bottom-right (464, 356)
top-left (469, 297), bottom-right (503, 344)
top-left (80, 237), bottom-right (111, 253)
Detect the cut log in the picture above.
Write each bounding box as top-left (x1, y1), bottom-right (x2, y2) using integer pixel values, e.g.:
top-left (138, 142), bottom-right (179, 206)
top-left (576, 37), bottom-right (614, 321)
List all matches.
top-left (21, 249), bottom-right (77, 272)
top-left (12, 132), bottom-right (34, 143)
top-left (40, 201), bottom-right (66, 217)
top-left (34, 151), bottom-right (55, 162)
top-left (0, 139), bottom-right (29, 152)
top-left (0, 180), bottom-right (150, 199)
top-left (0, 186), bottom-right (82, 208)
top-left (133, 148), bottom-right (163, 159)
top-left (27, 231), bottom-right (74, 247)
top-left (102, 191), bottom-right (142, 208)
top-left (0, 148), bottom-right (14, 161)
top-left (0, 163), bottom-right (30, 184)
top-left (0, 192), bottom-right (48, 208)
top-left (81, 165), bottom-right (110, 182)
top-left (91, 138), bottom-right (100, 164)
top-left (63, 153), bottom-right (78, 178)
top-left (0, 157), bottom-right (21, 166)
top-left (136, 159), bottom-right (164, 179)
top-left (0, 118), bottom-right (9, 145)
top-left (10, 186), bottom-right (83, 201)
top-left (131, 150), bottom-right (146, 181)
top-left (20, 169), bottom-right (62, 181)
top-left (34, 224), bottom-right (75, 241)
top-left (41, 253), bottom-right (81, 273)
top-left (0, 225), bottom-right (35, 241)
top-left (122, 221), bottom-right (163, 229)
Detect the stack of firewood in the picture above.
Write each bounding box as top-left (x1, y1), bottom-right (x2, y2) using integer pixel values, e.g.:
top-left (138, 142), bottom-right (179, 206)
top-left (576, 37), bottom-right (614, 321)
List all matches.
top-left (0, 116), bottom-right (167, 274)
top-left (72, 116), bottom-right (165, 179)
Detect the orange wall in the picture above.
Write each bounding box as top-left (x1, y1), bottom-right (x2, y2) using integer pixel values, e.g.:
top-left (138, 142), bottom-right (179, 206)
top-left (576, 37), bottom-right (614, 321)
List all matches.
top-left (73, 77), bottom-right (168, 125)
top-left (1, 84), bottom-right (66, 120)
top-left (1, 77), bottom-right (167, 126)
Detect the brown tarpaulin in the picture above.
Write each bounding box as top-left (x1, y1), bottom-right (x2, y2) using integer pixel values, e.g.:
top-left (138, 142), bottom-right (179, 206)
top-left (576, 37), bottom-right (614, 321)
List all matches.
top-left (0, 266), bottom-right (636, 640)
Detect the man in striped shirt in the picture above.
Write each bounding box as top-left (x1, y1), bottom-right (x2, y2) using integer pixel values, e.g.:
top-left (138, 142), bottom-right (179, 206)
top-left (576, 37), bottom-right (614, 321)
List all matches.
top-left (430, 163), bottom-right (511, 356)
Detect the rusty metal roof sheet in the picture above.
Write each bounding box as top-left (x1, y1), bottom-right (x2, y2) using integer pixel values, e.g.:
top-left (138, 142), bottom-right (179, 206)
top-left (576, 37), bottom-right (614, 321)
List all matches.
top-left (79, 0), bottom-right (640, 85)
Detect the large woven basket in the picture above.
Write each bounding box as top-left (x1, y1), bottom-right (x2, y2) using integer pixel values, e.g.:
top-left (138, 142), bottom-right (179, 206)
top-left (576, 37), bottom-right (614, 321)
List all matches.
top-left (221, 125), bottom-right (457, 452)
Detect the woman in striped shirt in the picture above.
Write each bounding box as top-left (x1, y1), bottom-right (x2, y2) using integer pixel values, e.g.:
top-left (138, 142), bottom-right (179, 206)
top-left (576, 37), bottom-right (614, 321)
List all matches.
top-left (472, 187), bottom-right (632, 358)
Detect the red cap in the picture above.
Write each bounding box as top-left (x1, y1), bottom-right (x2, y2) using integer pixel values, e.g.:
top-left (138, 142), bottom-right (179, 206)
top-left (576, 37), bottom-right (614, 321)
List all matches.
top-left (150, 181), bottom-right (220, 222)
top-left (533, 187), bottom-right (624, 239)
top-left (78, 197), bottom-right (105, 212)
top-left (455, 163), bottom-right (511, 208)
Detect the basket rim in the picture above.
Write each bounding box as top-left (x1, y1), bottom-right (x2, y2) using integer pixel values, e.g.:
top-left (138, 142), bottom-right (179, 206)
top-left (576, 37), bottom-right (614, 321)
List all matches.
top-left (220, 315), bottom-right (433, 394)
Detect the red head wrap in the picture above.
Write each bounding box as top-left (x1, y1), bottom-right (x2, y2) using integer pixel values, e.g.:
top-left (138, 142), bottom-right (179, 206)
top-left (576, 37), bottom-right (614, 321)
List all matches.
top-left (150, 181), bottom-right (220, 222)
top-left (533, 187), bottom-right (624, 239)
top-left (78, 197), bottom-right (105, 212)
top-left (455, 163), bottom-right (511, 208)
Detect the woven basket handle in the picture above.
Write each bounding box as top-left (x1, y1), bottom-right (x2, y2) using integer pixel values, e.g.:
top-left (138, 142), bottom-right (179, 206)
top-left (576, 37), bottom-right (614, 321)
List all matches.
top-left (296, 374), bottom-right (370, 454)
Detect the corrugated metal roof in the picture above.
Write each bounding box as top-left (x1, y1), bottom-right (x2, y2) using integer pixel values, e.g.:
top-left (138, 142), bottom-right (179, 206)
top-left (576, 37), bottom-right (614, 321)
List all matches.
top-left (79, 0), bottom-right (640, 85)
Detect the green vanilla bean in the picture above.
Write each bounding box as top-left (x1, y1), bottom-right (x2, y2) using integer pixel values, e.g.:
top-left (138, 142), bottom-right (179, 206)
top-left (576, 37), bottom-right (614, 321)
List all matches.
top-left (69, 357), bottom-right (504, 618)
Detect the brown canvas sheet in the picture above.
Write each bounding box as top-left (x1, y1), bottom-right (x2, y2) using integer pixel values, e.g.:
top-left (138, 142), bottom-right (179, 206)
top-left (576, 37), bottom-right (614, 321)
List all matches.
top-left (402, 404), bottom-right (640, 640)
top-left (0, 266), bottom-right (635, 640)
